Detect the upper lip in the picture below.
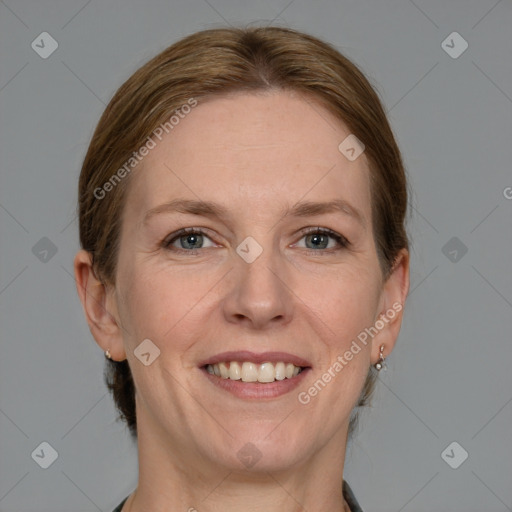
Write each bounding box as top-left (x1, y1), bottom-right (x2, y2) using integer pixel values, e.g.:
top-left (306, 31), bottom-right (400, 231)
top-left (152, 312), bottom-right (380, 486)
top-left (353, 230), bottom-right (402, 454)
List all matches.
top-left (198, 351), bottom-right (312, 368)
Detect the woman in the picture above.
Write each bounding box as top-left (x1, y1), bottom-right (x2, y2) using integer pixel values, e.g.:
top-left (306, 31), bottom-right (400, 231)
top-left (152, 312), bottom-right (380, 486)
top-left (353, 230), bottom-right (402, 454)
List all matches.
top-left (74, 26), bottom-right (409, 512)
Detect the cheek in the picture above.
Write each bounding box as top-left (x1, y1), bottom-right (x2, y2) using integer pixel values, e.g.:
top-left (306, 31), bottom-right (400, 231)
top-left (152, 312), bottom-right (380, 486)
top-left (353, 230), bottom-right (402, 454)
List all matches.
top-left (294, 268), bottom-right (381, 336)
top-left (118, 265), bottom-right (211, 345)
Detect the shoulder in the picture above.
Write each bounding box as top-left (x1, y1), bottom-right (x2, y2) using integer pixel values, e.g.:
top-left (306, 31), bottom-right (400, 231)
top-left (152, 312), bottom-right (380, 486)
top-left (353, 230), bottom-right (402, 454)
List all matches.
top-left (343, 480), bottom-right (364, 512)
top-left (112, 496), bottom-right (128, 512)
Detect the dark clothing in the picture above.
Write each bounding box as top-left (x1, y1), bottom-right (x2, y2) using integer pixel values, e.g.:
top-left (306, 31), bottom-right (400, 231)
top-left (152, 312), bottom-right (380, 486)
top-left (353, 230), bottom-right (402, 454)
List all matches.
top-left (343, 480), bottom-right (364, 512)
top-left (112, 480), bottom-right (363, 511)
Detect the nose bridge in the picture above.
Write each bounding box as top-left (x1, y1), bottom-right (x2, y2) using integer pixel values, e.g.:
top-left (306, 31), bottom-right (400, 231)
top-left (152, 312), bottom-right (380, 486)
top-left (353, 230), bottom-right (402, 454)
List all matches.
top-left (224, 233), bottom-right (292, 327)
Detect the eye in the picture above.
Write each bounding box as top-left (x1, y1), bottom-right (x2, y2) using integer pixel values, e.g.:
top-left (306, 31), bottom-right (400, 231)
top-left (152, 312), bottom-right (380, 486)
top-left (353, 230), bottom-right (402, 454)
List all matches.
top-left (162, 226), bottom-right (350, 256)
top-left (294, 227), bottom-right (349, 253)
top-left (163, 228), bottom-right (216, 253)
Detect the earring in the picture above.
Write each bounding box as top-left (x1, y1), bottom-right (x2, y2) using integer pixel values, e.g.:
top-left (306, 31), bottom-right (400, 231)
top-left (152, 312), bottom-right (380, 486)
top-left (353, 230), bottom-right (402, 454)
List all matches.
top-left (105, 349), bottom-right (112, 360)
top-left (374, 344), bottom-right (386, 371)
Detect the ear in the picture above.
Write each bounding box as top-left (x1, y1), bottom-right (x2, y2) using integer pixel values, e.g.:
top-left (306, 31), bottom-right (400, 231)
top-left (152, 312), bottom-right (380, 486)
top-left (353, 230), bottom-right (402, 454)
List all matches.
top-left (73, 249), bottom-right (126, 361)
top-left (371, 248), bottom-right (410, 365)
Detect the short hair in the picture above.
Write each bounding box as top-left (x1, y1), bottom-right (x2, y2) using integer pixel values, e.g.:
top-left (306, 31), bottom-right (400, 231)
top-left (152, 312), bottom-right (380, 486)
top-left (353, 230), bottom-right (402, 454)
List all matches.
top-left (77, 25), bottom-right (409, 439)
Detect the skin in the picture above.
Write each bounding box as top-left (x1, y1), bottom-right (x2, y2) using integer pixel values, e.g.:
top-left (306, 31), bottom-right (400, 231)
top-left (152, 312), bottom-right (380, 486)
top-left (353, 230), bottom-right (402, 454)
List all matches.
top-left (74, 90), bottom-right (409, 512)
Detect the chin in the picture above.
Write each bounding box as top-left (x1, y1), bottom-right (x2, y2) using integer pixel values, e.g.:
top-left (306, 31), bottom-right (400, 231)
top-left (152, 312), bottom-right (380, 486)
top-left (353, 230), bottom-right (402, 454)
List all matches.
top-left (209, 424), bottom-right (314, 473)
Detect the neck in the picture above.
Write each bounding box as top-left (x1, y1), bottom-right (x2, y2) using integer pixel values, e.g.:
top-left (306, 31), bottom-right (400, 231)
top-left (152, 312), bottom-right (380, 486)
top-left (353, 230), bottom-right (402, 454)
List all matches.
top-left (124, 407), bottom-right (352, 512)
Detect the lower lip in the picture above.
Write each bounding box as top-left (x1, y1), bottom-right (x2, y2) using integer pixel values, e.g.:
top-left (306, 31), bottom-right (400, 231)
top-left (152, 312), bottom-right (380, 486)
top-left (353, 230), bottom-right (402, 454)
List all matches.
top-left (201, 367), bottom-right (311, 399)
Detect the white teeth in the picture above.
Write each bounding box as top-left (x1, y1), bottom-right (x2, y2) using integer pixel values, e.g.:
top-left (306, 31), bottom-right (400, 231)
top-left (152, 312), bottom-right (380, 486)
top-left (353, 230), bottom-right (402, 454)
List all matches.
top-left (205, 361), bottom-right (304, 383)
top-left (258, 362), bottom-right (275, 383)
top-left (241, 362), bottom-right (258, 382)
top-left (275, 362), bottom-right (286, 381)
top-left (229, 361), bottom-right (241, 380)
top-left (218, 362), bottom-right (229, 379)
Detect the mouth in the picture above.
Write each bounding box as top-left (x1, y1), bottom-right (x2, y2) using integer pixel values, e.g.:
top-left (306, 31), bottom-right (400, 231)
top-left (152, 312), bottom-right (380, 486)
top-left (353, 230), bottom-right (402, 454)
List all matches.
top-left (199, 351), bottom-right (311, 399)
top-left (205, 361), bottom-right (305, 383)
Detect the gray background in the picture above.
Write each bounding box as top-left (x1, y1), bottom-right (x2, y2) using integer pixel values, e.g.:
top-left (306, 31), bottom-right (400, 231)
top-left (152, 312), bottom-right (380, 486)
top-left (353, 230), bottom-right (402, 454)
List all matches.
top-left (1, 0), bottom-right (511, 511)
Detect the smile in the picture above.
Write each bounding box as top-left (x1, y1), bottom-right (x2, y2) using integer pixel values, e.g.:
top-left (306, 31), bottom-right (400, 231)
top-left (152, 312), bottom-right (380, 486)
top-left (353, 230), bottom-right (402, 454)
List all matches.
top-left (206, 361), bottom-right (303, 383)
top-left (199, 350), bottom-right (312, 399)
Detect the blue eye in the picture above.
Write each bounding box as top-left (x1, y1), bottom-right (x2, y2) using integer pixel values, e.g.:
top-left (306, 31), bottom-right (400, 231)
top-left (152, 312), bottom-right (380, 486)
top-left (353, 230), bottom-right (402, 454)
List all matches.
top-left (296, 228), bottom-right (349, 253)
top-left (163, 228), bottom-right (215, 252)
top-left (162, 227), bottom-right (349, 255)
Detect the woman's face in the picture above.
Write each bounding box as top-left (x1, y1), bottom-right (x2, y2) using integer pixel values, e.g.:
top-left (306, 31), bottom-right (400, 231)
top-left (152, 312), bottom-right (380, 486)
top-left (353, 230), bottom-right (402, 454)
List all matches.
top-left (109, 90), bottom-right (404, 471)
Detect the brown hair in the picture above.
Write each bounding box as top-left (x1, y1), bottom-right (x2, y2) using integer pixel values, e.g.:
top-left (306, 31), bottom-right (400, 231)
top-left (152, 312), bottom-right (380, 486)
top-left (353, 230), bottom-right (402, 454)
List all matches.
top-left (78, 26), bottom-right (409, 439)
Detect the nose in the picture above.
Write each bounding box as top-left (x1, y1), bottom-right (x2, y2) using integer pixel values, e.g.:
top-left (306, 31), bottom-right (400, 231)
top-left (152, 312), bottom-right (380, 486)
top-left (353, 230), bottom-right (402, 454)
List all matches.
top-left (222, 240), bottom-right (294, 330)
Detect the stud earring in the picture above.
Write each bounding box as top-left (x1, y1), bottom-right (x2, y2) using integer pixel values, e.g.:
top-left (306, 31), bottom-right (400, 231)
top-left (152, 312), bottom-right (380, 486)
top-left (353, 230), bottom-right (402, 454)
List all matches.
top-left (105, 349), bottom-right (112, 360)
top-left (374, 344), bottom-right (386, 371)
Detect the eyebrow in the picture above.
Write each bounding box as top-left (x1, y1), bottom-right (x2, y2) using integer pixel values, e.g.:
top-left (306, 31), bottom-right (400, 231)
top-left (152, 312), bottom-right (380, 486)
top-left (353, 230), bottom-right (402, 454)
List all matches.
top-left (143, 198), bottom-right (366, 229)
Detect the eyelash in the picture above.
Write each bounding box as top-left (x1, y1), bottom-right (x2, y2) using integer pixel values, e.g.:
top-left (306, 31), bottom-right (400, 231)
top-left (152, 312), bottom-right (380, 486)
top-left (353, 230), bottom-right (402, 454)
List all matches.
top-left (162, 227), bottom-right (350, 256)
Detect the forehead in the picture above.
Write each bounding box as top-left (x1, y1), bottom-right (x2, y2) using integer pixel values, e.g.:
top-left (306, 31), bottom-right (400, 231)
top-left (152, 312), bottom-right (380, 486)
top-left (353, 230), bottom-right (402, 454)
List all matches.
top-left (124, 90), bottom-right (371, 224)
